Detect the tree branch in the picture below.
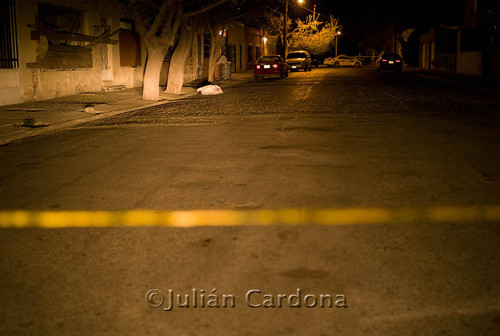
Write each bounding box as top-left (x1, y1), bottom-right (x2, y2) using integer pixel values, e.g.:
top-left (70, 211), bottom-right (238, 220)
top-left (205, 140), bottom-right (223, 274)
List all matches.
top-left (184, 0), bottom-right (234, 18)
top-left (172, 9), bottom-right (183, 35)
top-left (145, 0), bottom-right (171, 39)
top-left (134, 10), bottom-right (148, 37)
top-left (164, 10), bottom-right (174, 32)
top-left (161, 8), bottom-right (183, 41)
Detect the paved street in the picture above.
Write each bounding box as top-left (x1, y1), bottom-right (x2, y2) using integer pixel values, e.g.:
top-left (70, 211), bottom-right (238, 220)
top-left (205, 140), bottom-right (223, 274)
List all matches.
top-left (0, 67), bottom-right (499, 335)
top-left (1, 68), bottom-right (499, 209)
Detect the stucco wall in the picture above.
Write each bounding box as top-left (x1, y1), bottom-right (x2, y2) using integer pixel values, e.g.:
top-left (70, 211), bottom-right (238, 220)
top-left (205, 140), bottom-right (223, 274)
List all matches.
top-left (493, 49), bottom-right (500, 78)
top-left (0, 69), bottom-right (22, 106)
top-left (457, 51), bottom-right (481, 75)
top-left (0, 0), bottom-right (145, 106)
top-left (35, 68), bottom-right (102, 100)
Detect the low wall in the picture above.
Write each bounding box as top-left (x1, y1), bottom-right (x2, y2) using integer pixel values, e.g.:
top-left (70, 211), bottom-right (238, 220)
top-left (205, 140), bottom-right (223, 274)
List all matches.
top-left (457, 51), bottom-right (481, 76)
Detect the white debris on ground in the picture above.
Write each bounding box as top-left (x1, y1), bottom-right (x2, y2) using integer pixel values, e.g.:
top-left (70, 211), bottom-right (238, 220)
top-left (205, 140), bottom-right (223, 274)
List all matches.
top-left (196, 84), bottom-right (224, 95)
top-left (83, 104), bottom-right (99, 114)
top-left (195, 80), bottom-right (224, 96)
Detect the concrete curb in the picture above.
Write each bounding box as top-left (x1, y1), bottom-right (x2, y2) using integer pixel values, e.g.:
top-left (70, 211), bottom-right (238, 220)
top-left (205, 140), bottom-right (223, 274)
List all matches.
top-left (407, 68), bottom-right (500, 94)
top-left (412, 73), bottom-right (459, 85)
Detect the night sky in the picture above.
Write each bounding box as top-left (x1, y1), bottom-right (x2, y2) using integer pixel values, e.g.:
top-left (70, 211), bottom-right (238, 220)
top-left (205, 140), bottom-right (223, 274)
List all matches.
top-left (286, 0), bottom-right (466, 55)
top-left (292, 0), bottom-right (465, 29)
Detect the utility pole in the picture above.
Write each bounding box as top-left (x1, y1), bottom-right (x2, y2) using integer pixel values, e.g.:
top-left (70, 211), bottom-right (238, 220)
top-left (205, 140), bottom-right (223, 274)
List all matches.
top-left (394, 20), bottom-right (398, 54)
top-left (283, 0), bottom-right (289, 59)
top-left (335, 31), bottom-right (341, 56)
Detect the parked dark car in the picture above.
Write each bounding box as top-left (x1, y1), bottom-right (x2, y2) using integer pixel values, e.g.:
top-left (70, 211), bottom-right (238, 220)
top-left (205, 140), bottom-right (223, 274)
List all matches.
top-left (254, 55), bottom-right (289, 79)
top-left (286, 50), bottom-right (312, 71)
top-left (311, 54), bottom-right (323, 67)
top-left (376, 53), bottom-right (403, 72)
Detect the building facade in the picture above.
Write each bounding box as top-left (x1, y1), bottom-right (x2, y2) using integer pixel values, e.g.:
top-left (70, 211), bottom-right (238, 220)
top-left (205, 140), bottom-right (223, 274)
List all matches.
top-left (0, 0), bottom-right (147, 106)
top-left (419, 0), bottom-right (500, 77)
top-left (0, 1), bottom-right (270, 106)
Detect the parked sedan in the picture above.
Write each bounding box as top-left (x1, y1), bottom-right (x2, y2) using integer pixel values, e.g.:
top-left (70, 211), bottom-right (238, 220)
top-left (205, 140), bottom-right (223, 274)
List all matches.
top-left (375, 53), bottom-right (403, 72)
top-left (254, 55), bottom-right (289, 79)
top-left (286, 50), bottom-right (312, 71)
top-left (324, 55), bottom-right (362, 67)
top-left (311, 54), bottom-right (323, 67)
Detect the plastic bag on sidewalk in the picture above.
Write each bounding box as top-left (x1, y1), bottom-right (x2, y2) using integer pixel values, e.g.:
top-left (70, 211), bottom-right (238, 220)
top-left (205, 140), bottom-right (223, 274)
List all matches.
top-left (196, 84), bottom-right (224, 95)
top-left (217, 55), bottom-right (228, 65)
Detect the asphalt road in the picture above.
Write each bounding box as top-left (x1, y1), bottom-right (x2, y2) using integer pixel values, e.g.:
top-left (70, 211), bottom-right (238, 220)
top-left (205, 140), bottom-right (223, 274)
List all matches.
top-left (0, 67), bottom-right (499, 335)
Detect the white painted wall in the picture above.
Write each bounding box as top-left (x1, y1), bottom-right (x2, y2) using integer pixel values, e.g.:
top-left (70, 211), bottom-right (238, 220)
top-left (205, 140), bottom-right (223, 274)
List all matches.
top-left (457, 51), bottom-right (482, 75)
top-left (0, 0), bottom-right (146, 106)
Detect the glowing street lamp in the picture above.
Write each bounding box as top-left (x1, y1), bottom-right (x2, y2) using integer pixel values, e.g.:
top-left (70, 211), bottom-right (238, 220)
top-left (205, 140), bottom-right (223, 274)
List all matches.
top-left (284, 0), bottom-right (305, 59)
top-left (335, 30), bottom-right (341, 56)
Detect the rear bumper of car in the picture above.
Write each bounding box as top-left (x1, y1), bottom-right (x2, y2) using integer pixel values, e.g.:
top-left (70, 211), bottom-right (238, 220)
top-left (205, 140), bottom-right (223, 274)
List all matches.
top-left (378, 61), bottom-right (402, 69)
top-left (254, 69), bottom-right (284, 75)
top-left (379, 64), bottom-right (402, 70)
top-left (288, 63), bottom-right (305, 70)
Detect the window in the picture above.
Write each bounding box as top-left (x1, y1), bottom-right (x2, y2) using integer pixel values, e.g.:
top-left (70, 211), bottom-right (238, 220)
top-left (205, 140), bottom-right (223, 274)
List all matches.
top-left (28, 3), bottom-right (91, 69)
top-left (119, 30), bottom-right (141, 66)
top-left (38, 2), bottom-right (84, 45)
top-left (239, 44), bottom-right (242, 69)
top-left (120, 19), bottom-right (134, 31)
top-left (119, 19), bottom-right (141, 67)
top-left (228, 44), bottom-right (236, 71)
top-left (227, 44), bottom-right (235, 63)
top-left (260, 56), bottom-right (282, 62)
top-left (286, 52), bottom-right (307, 59)
top-left (247, 45), bottom-right (253, 62)
top-left (203, 32), bottom-right (211, 58)
top-left (0, 0), bottom-right (19, 68)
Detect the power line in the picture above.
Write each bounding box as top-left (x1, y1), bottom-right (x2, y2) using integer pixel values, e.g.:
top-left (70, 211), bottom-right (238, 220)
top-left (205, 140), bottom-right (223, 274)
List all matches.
top-left (296, 3), bottom-right (331, 20)
top-left (258, 0), bottom-right (337, 24)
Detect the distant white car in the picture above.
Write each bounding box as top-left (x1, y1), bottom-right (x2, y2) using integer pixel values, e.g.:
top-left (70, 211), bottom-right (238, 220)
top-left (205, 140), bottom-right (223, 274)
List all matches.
top-left (324, 55), bottom-right (362, 67)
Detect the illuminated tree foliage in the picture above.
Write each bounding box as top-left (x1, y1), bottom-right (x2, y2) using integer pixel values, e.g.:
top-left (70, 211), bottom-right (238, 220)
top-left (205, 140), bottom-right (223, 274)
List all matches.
top-left (289, 14), bottom-right (340, 55)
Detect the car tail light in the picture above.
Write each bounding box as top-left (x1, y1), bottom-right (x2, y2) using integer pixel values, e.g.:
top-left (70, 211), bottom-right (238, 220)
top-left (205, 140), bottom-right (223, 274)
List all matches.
top-left (381, 59), bottom-right (387, 62)
top-left (395, 59), bottom-right (401, 63)
top-left (272, 64), bottom-right (278, 69)
top-left (256, 65), bottom-right (261, 69)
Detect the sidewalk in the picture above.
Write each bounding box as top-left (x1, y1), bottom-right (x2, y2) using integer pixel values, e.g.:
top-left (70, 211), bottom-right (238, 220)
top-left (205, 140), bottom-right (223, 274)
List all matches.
top-left (0, 72), bottom-right (253, 146)
top-left (405, 66), bottom-right (500, 95)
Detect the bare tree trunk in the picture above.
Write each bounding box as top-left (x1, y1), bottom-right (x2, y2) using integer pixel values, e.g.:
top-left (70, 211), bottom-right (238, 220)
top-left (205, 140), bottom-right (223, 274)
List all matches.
top-left (134, 0), bottom-right (234, 100)
top-left (165, 27), bottom-right (194, 95)
top-left (142, 42), bottom-right (167, 101)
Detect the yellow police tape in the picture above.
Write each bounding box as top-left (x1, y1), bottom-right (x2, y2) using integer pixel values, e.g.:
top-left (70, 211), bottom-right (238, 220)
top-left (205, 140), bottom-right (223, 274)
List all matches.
top-left (0, 206), bottom-right (499, 228)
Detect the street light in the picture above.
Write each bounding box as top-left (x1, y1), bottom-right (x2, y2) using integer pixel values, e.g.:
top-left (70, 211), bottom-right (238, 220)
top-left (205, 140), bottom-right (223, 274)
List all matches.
top-left (335, 30), bottom-right (341, 57)
top-left (283, 0), bottom-right (304, 59)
